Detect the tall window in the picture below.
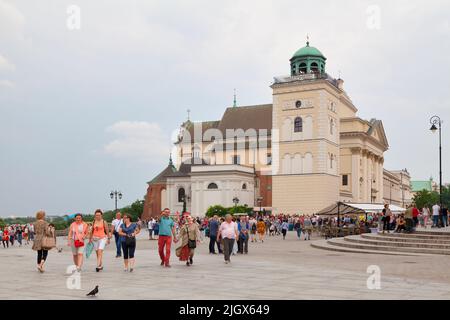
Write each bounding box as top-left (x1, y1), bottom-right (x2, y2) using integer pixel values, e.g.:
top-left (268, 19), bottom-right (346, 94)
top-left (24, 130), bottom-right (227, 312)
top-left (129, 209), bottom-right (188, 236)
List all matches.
top-left (330, 119), bottom-right (334, 135)
top-left (342, 175), bottom-right (348, 186)
top-left (232, 155), bottom-right (240, 165)
top-left (330, 154), bottom-right (334, 169)
top-left (242, 183), bottom-right (247, 190)
top-left (178, 188), bottom-right (185, 203)
top-left (294, 117), bottom-right (303, 132)
top-left (267, 153), bottom-right (272, 165)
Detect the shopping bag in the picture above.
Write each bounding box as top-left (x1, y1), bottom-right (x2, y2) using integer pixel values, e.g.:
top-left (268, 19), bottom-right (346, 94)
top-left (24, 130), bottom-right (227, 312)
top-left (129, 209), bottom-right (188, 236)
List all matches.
top-left (85, 241), bottom-right (94, 259)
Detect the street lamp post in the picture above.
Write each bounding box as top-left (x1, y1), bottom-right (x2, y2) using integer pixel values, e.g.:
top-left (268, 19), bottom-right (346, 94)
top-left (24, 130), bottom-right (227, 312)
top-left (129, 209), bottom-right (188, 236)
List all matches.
top-left (233, 197), bottom-right (239, 212)
top-left (110, 190), bottom-right (122, 212)
top-left (256, 196), bottom-right (263, 219)
top-left (430, 115), bottom-right (443, 221)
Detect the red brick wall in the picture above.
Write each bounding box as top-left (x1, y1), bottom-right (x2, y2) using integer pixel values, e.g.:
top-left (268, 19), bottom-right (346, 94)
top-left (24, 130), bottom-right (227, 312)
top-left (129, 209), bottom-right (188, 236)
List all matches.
top-left (141, 183), bottom-right (166, 220)
top-left (256, 171), bottom-right (272, 207)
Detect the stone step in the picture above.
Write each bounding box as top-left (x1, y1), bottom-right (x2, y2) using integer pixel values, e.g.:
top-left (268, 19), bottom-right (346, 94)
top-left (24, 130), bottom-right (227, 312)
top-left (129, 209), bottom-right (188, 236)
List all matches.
top-left (310, 239), bottom-right (425, 256)
top-left (326, 237), bottom-right (450, 255)
top-left (374, 232), bottom-right (450, 240)
top-left (344, 235), bottom-right (450, 249)
top-left (361, 233), bottom-right (450, 244)
top-left (410, 229), bottom-right (450, 236)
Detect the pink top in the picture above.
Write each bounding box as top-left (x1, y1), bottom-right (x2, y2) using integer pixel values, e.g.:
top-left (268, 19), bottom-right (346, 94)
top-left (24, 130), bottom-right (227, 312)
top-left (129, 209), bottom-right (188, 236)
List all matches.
top-left (219, 221), bottom-right (238, 239)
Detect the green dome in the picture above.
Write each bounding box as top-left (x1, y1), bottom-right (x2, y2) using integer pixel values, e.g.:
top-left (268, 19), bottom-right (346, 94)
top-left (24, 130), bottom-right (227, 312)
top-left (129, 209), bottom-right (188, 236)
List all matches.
top-left (291, 42), bottom-right (325, 60)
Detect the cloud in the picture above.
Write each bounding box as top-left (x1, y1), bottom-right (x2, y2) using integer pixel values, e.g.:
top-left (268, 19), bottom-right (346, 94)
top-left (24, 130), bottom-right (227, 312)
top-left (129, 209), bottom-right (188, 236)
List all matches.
top-left (0, 54), bottom-right (15, 71)
top-left (0, 79), bottom-right (14, 88)
top-left (103, 121), bottom-right (171, 163)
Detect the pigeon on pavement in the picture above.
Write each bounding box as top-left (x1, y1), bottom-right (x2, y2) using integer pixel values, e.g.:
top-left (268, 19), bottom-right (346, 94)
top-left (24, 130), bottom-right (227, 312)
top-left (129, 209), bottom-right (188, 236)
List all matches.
top-left (86, 285), bottom-right (99, 297)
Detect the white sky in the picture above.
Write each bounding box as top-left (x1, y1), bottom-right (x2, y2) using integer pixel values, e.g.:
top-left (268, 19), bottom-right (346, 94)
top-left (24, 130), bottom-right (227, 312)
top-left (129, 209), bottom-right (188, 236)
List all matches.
top-left (0, 0), bottom-right (449, 217)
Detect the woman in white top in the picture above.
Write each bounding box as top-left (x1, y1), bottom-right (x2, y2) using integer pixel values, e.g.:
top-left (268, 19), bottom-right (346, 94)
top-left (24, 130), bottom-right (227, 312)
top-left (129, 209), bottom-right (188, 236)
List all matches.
top-left (422, 207), bottom-right (430, 228)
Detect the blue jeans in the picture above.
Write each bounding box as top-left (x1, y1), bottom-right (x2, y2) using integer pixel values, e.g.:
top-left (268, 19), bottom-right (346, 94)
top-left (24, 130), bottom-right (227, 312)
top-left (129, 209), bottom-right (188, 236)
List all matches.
top-left (296, 229), bottom-right (302, 239)
top-left (433, 215), bottom-right (439, 226)
top-left (443, 215), bottom-right (448, 227)
top-left (114, 231), bottom-right (122, 257)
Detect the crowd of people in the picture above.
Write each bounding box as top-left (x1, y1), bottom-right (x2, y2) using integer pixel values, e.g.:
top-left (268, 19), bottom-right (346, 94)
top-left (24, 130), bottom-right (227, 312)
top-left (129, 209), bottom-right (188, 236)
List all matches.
top-left (1, 223), bottom-right (35, 248)
top-left (4, 202), bottom-right (449, 274)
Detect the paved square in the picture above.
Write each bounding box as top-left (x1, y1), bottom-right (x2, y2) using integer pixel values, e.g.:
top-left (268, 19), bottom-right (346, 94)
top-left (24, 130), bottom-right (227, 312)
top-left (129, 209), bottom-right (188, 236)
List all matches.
top-left (1, 231), bottom-right (450, 300)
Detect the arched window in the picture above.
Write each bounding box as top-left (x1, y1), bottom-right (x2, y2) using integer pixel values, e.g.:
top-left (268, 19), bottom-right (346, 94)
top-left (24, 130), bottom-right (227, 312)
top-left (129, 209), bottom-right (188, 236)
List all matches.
top-left (178, 188), bottom-right (185, 203)
top-left (310, 62), bottom-right (319, 73)
top-left (242, 183), bottom-right (247, 190)
top-left (207, 183), bottom-right (218, 189)
top-left (330, 154), bottom-right (334, 169)
top-left (299, 63), bottom-right (307, 74)
top-left (294, 117), bottom-right (303, 132)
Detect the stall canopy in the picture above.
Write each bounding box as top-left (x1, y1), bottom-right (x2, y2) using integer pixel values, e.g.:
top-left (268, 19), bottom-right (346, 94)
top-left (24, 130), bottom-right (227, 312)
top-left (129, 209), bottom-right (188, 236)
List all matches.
top-left (317, 202), bottom-right (406, 216)
top-left (317, 202), bottom-right (365, 216)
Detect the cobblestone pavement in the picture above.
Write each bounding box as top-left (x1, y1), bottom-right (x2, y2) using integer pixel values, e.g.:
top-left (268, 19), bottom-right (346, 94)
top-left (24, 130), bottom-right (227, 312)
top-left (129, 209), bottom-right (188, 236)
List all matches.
top-left (1, 230), bottom-right (450, 299)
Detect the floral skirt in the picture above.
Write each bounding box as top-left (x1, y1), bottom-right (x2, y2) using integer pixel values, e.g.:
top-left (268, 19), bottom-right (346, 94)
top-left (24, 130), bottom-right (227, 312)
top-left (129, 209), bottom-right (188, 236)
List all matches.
top-left (179, 245), bottom-right (191, 261)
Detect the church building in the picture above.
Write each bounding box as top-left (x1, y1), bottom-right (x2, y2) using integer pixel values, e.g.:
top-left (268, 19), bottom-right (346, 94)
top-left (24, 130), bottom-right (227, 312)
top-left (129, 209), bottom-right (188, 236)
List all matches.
top-left (142, 41), bottom-right (410, 219)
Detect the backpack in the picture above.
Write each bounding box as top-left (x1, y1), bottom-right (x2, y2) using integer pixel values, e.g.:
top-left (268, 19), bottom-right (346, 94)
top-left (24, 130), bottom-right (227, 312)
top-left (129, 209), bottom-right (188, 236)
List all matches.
top-left (251, 223), bottom-right (257, 232)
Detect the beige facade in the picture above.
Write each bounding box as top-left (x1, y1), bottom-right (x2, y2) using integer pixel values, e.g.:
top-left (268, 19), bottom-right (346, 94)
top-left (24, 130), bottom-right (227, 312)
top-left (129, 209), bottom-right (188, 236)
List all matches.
top-left (153, 43), bottom-right (412, 216)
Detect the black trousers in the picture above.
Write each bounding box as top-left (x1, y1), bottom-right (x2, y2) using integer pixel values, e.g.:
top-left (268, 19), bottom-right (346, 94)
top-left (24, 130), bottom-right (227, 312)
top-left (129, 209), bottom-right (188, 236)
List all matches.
top-left (37, 249), bottom-right (48, 264)
top-left (383, 218), bottom-right (390, 231)
top-left (282, 229), bottom-right (287, 238)
top-left (121, 240), bottom-right (136, 259)
top-left (209, 235), bottom-right (217, 253)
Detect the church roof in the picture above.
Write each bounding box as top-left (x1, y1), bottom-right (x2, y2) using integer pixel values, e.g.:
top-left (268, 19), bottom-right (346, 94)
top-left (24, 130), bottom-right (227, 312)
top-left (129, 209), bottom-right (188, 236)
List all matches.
top-left (217, 104), bottom-right (272, 134)
top-left (183, 120), bottom-right (220, 141)
top-left (165, 158), bottom-right (208, 178)
top-left (148, 163), bottom-right (177, 184)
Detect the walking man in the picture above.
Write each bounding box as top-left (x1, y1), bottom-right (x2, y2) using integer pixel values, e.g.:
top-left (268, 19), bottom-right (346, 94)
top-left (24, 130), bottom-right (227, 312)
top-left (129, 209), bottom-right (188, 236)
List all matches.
top-left (208, 215), bottom-right (219, 254)
top-left (432, 203), bottom-right (440, 228)
top-left (148, 218), bottom-right (155, 240)
top-left (238, 216), bottom-right (249, 254)
top-left (158, 208), bottom-right (177, 268)
top-left (111, 212), bottom-right (123, 258)
top-left (217, 214), bottom-right (239, 264)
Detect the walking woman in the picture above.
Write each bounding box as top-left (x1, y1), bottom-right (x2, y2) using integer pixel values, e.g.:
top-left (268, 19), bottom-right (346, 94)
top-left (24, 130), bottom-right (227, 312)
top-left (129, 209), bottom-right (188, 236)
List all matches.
top-left (257, 218), bottom-right (266, 243)
top-left (32, 210), bottom-right (56, 273)
top-left (89, 209), bottom-right (111, 272)
top-left (176, 215), bottom-right (200, 266)
top-left (67, 213), bottom-right (88, 272)
top-left (2, 227), bottom-right (9, 248)
top-left (119, 214), bottom-right (140, 272)
top-left (294, 219), bottom-right (302, 240)
top-left (281, 220), bottom-right (289, 240)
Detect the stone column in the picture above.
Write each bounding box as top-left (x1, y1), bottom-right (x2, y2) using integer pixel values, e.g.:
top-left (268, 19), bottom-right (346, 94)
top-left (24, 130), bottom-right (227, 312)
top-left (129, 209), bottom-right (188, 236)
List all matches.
top-left (361, 150), bottom-right (367, 202)
top-left (351, 148), bottom-right (361, 202)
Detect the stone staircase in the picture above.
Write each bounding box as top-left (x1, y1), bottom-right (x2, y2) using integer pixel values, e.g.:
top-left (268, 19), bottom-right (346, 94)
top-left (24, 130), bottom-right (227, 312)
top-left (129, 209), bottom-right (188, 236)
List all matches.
top-left (311, 229), bottom-right (450, 256)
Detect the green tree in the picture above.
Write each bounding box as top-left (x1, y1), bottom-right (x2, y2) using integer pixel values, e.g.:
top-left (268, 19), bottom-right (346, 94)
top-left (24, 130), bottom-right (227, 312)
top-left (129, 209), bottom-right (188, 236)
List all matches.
top-left (120, 199), bottom-right (145, 222)
top-left (228, 204), bottom-right (253, 215)
top-left (412, 190), bottom-right (439, 209)
top-left (205, 205), bottom-right (228, 217)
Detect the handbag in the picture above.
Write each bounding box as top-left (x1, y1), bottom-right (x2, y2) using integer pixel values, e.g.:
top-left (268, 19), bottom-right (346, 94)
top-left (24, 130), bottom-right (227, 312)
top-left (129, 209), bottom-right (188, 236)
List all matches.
top-left (42, 227), bottom-right (56, 249)
top-left (74, 239), bottom-right (84, 248)
top-left (186, 226), bottom-right (196, 249)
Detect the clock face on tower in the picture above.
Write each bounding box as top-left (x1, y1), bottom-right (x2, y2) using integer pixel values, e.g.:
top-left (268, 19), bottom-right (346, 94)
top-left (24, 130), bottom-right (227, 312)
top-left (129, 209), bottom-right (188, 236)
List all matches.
top-left (295, 100), bottom-right (302, 108)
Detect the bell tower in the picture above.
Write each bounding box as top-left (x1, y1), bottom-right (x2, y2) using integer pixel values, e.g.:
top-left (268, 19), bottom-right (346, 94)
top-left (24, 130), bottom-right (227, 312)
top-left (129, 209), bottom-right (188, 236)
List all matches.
top-left (271, 41), bottom-right (340, 215)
